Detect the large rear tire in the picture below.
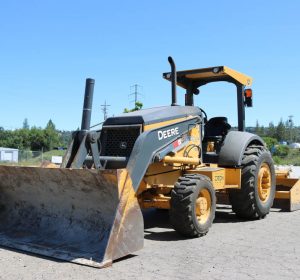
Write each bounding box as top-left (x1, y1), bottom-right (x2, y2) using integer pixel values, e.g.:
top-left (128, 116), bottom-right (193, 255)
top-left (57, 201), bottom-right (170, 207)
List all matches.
top-left (170, 174), bottom-right (216, 237)
top-left (229, 145), bottom-right (275, 219)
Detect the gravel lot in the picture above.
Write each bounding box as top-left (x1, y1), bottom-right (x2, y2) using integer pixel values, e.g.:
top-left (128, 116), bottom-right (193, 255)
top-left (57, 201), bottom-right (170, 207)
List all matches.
top-left (0, 167), bottom-right (299, 280)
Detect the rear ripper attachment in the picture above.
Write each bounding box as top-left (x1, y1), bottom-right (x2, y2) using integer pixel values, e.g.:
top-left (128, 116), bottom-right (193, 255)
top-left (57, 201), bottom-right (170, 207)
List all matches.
top-left (274, 169), bottom-right (300, 211)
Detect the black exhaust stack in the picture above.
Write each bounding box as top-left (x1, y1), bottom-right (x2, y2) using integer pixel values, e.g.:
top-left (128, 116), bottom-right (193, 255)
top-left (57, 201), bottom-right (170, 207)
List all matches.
top-left (168, 56), bottom-right (177, 106)
top-left (62, 78), bottom-right (101, 169)
top-left (81, 78), bottom-right (95, 131)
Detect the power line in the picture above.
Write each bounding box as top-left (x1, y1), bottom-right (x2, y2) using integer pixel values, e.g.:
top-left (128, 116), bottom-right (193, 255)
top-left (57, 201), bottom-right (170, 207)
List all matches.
top-left (101, 100), bottom-right (111, 120)
top-left (129, 84), bottom-right (142, 104)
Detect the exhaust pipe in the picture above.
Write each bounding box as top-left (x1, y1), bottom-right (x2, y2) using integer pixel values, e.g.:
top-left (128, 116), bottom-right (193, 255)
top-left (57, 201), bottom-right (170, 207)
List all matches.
top-left (62, 78), bottom-right (96, 168)
top-left (168, 56), bottom-right (177, 106)
top-left (81, 78), bottom-right (95, 131)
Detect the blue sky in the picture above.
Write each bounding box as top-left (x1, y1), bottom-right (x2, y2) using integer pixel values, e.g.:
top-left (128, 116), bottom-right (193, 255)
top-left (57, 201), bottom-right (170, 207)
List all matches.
top-left (0, 0), bottom-right (299, 130)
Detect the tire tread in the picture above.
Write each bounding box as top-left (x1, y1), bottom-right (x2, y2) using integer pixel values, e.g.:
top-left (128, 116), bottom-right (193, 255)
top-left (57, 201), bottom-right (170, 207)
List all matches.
top-left (170, 174), bottom-right (215, 237)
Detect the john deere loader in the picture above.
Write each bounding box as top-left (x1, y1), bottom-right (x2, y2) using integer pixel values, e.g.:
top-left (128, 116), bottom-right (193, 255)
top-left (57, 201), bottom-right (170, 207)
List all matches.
top-left (0, 57), bottom-right (299, 268)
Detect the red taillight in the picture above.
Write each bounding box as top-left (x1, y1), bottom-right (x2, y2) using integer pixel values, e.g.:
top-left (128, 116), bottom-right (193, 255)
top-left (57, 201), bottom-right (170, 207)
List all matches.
top-left (244, 89), bottom-right (252, 98)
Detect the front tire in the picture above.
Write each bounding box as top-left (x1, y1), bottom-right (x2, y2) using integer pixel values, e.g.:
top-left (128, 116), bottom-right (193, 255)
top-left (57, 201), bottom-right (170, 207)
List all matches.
top-left (170, 174), bottom-right (216, 237)
top-left (229, 145), bottom-right (275, 219)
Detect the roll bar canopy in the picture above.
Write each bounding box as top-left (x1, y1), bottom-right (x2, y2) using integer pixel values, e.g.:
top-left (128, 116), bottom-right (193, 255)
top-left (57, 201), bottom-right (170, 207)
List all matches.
top-left (163, 66), bottom-right (252, 89)
top-left (164, 59), bottom-right (253, 132)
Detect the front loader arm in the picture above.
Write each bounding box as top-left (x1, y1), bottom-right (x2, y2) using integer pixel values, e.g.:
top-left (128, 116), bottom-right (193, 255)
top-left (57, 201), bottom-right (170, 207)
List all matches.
top-left (127, 116), bottom-right (201, 192)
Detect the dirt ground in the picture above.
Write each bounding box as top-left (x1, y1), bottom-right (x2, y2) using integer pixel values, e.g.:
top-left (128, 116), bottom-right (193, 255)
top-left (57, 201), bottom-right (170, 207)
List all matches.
top-left (0, 167), bottom-right (299, 280)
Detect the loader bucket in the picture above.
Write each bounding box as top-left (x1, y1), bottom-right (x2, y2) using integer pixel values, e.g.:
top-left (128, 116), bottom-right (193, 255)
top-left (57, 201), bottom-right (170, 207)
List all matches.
top-left (0, 166), bottom-right (144, 268)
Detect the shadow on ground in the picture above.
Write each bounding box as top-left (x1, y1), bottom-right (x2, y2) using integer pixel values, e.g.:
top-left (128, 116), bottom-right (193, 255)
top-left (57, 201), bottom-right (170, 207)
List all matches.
top-left (142, 205), bottom-right (251, 242)
top-left (113, 254), bottom-right (137, 264)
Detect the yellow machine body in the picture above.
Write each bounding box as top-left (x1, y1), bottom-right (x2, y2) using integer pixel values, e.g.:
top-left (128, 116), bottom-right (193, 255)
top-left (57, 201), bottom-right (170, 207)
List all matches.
top-left (137, 120), bottom-right (242, 210)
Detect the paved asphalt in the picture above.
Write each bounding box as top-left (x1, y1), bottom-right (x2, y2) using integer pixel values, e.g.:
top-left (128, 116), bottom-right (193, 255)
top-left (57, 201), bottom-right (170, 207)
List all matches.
top-left (0, 166), bottom-right (299, 280)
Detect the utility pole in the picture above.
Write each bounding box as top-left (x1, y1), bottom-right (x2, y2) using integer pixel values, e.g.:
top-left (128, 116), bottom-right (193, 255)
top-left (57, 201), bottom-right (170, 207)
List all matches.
top-left (288, 115), bottom-right (294, 142)
top-left (129, 84), bottom-right (142, 104)
top-left (101, 100), bottom-right (110, 121)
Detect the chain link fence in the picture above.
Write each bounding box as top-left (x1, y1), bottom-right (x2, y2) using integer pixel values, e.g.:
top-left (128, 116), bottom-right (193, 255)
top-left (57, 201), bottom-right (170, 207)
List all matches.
top-left (0, 149), bottom-right (65, 166)
top-left (1, 146), bottom-right (299, 167)
top-left (18, 150), bottom-right (43, 166)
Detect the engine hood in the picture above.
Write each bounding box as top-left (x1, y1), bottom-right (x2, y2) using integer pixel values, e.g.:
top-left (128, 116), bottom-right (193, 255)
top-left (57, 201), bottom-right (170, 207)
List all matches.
top-left (103, 106), bottom-right (202, 126)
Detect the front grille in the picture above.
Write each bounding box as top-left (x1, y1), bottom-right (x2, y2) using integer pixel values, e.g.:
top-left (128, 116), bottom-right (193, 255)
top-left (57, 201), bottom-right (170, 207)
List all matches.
top-left (100, 125), bottom-right (141, 157)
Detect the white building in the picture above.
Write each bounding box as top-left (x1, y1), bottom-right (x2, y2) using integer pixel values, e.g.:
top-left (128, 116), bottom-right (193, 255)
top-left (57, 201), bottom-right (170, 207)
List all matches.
top-left (0, 147), bottom-right (19, 163)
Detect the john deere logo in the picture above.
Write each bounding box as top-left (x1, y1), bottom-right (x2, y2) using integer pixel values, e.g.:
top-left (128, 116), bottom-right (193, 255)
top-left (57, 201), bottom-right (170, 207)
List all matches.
top-left (119, 141), bottom-right (127, 150)
top-left (158, 127), bottom-right (179, 141)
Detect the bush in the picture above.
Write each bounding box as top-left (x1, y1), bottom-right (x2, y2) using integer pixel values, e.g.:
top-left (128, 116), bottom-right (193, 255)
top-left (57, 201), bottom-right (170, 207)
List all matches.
top-left (272, 156), bottom-right (281, 164)
top-left (273, 145), bottom-right (290, 157)
top-left (262, 137), bottom-right (278, 150)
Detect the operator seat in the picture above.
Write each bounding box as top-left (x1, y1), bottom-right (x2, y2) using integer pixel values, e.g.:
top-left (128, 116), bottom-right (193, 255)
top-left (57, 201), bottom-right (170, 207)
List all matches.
top-left (204, 117), bottom-right (231, 141)
top-left (203, 117), bottom-right (231, 163)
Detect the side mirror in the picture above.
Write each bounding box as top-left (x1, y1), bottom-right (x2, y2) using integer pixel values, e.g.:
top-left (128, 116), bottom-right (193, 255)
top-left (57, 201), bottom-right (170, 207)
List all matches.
top-left (244, 88), bottom-right (253, 107)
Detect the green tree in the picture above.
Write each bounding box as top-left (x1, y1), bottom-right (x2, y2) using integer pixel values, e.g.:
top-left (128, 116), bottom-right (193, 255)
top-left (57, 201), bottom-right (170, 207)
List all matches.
top-left (124, 101), bottom-right (143, 113)
top-left (0, 120), bottom-right (64, 151)
top-left (14, 129), bottom-right (31, 149)
top-left (254, 120), bottom-right (265, 137)
top-left (0, 129), bottom-right (13, 148)
top-left (275, 119), bottom-right (287, 142)
top-left (43, 119), bottom-right (61, 151)
top-left (255, 120), bottom-right (260, 135)
top-left (29, 127), bottom-right (46, 150)
top-left (259, 125), bottom-right (265, 137)
top-left (23, 118), bottom-right (29, 129)
top-left (268, 122), bottom-right (276, 138)
top-left (59, 130), bottom-right (72, 148)
top-left (295, 127), bottom-right (300, 142)
top-left (45, 119), bottom-right (56, 130)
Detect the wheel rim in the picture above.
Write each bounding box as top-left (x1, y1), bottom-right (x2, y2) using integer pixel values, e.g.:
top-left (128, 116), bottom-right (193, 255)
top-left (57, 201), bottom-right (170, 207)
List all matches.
top-left (257, 163), bottom-right (271, 202)
top-left (195, 189), bottom-right (211, 224)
